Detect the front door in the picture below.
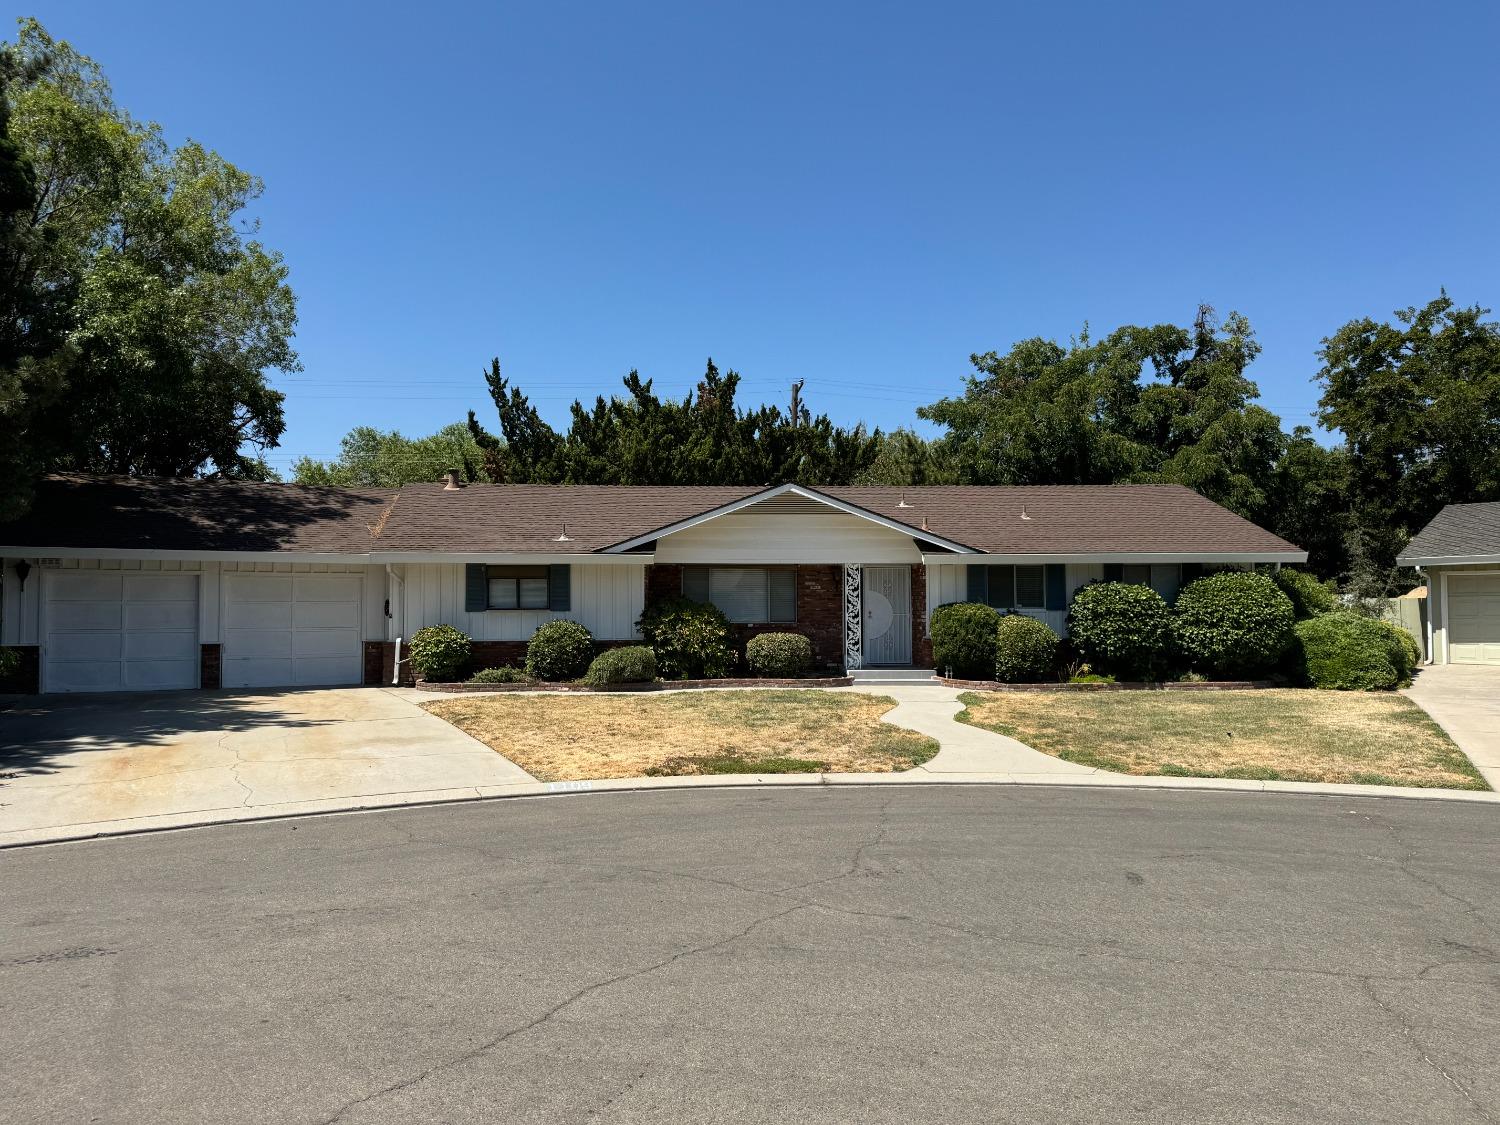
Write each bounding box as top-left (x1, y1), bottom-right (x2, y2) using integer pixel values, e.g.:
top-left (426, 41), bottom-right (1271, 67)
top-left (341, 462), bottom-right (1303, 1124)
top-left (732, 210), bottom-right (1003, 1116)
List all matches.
top-left (861, 565), bottom-right (912, 666)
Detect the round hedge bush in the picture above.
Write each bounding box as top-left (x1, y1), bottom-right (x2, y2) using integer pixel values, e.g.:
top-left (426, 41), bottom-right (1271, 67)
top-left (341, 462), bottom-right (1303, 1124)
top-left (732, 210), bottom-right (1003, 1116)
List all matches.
top-left (931, 602), bottom-right (1002, 679)
top-left (994, 614), bottom-right (1059, 683)
top-left (1172, 571), bottom-right (1296, 678)
top-left (1376, 620), bottom-right (1420, 686)
top-left (583, 645), bottom-right (657, 686)
top-left (1292, 612), bottom-right (1407, 690)
top-left (1066, 582), bottom-right (1172, 681)
top-left (525, 620), bottom-right (595, 681)
top-left (637, 596), bottom-right (735, 679)
top-left (1272, 567), bottom-right (1337, 620)
top-left (408, 624), bottom-right (471, 682)
top-left (745, 632), bottom-right (813, 678)
top-left (468, 665), bottom-right (528, 684)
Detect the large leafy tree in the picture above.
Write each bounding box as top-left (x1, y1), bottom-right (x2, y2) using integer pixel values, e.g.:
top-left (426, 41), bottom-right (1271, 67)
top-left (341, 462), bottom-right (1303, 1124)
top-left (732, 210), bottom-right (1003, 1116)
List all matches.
top-left (467, 357), bottom-right (881, 486)
top-left (918, 307), bottom-right (1287, 523)
top-left (0, 19), bottom-right (296, 514)
top-left (1317, 293), bottom-right (1500, 581)
top-left (291, 423), bottom-right (484, 488)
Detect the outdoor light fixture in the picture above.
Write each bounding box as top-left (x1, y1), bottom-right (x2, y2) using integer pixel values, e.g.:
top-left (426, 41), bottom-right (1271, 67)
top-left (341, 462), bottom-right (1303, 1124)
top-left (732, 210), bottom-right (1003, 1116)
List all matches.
top-left (12, 559), bottom-right (31, 591)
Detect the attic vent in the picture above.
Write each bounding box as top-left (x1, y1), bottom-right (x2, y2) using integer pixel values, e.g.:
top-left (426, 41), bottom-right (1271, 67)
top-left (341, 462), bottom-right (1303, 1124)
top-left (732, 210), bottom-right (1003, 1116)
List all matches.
top-left (38, 558), bottom-right (62, 567)
top-left (553, 523), bottom-right (574, 542)
top-left (897, 491), bottom-right (913, 509)
top-left (442, 469), bottom-right (464, 490)
top-left (1020, 506), bottom-right (1032, 520)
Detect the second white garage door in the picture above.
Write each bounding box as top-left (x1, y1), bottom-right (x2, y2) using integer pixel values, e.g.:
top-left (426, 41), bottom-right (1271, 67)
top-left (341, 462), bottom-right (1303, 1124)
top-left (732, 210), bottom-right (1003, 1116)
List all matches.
top-left (1449, 575), bottom-right (1500, 666)
top-left (223, 573), bottom-right (363, 688)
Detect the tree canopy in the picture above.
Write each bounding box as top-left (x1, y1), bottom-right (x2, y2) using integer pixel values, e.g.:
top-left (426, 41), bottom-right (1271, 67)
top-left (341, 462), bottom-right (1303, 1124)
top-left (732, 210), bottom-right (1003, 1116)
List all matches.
top-left (291, 423), bottom-right (484, 488)
top-left (466, 357), bottom-right (881, 486)
top-left (0, 18), bottom-right (296, 516)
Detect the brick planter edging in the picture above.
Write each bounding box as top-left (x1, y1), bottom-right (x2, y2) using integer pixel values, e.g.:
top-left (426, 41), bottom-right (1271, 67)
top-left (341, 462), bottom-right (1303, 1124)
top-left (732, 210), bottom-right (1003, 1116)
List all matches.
top-left (416, 676), bottom-right (855, 693)
top-left (940, 678), bottom-right (1277, 692)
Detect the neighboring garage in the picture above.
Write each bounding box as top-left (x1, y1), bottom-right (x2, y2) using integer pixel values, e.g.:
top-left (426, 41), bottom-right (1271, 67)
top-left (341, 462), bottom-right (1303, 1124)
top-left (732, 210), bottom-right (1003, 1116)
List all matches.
top-left (1398, 502), bottom-right (1500, 666)
top-left (222, 572), bottom-right (364, 688)
top-left (43, 570), bottom-right (199, 692)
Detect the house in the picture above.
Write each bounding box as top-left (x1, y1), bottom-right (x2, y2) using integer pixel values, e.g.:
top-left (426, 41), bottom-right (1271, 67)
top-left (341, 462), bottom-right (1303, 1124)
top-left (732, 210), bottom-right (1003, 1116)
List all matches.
top-left (0, 474), bottom-right (1305, 693)
top-left (1397, 502), bottom-right (1500, 666)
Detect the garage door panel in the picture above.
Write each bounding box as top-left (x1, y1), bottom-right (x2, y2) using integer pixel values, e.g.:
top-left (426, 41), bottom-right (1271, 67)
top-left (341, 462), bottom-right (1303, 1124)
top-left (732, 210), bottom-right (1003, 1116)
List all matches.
top-left (124, 574), bottom-right (198, 602)
top-left (1449, 577), bottom-right (1500, 666)
top-left (294, 600), bottom-right (360, 629)
top-left (223, 573), bottom-right (363, 688)
top-left (48, 601), bottom-right (124, 631)
top-left (123, 601), bottom-right (197, 631)
top-left (44, 571), bottom-right (199, 692)
top-left (124, 659), bottom-right (200, 690)
top-left (49, 573), bottom-right (123, 601)
top-left (123, 630), bottom-right (197, 661)
top-left (293, 629), bottom-right (360, 658)
top-left (49, 631), bottom-right (124, 661)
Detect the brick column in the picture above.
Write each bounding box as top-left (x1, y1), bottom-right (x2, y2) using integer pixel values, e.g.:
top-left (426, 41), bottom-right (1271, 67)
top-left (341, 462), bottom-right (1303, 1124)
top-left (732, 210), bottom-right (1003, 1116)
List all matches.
top-left (910, 563), bottom-right (931, 666)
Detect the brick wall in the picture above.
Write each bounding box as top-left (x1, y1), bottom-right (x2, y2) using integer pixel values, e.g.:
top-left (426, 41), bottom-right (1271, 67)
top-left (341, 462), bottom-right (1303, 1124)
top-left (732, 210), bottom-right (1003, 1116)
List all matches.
top-left (911, 563), bottom-right (931, 666)
top-left (199, 644), bottom-right (221, 689)
top-left (644, 563), bottom-right (846, 672)
top-left (364, 641), bottom-right (393, 686)
top-left (0, 645), bottom-right (39, 694)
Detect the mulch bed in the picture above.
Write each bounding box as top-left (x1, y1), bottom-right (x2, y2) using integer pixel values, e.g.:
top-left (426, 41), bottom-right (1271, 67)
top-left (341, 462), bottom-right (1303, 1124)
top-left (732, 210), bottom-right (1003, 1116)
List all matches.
top-left (939, 677), bottom-right (1276, 692)
top-left (416, 676), bottom-right (854, 693)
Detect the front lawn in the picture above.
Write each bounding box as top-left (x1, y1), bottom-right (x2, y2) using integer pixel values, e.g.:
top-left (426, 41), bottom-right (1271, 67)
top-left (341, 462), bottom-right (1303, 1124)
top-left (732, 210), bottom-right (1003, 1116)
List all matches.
top-left (424, 690), bottom-right (939, 781)
top-left (957, 690), bottom-right (1488, 790)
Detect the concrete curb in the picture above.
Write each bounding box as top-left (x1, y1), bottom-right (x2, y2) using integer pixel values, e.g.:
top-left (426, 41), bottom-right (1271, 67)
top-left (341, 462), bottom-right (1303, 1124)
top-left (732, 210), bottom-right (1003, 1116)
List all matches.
top-left (3, 766), bottom-right (1496, 851)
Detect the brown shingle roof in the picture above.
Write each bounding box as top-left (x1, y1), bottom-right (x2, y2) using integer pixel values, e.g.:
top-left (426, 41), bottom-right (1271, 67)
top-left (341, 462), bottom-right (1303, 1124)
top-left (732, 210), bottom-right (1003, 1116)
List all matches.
top-left (0, 476), bottom-right (1303, 557)
top-left (0, 474), bottom-right (395, 553)
top-left (1397, 502), bottom-right (1500, 563)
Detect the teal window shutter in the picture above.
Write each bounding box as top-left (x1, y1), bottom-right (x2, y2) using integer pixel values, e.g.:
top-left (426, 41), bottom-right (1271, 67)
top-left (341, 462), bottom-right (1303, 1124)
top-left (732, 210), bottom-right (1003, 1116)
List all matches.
top-left (990, 564), bottom-right (1015, 609)
top-left (966, 564), bottom-right (988, 605)
top-left (465, 564), bottom-right (488, 612)
top-left (548, 565), bottom-right (571, 611)
top-left (1044, 564), bottom-right (1067, 610)
top-left (1103, 563), bottom-right (1124, 582)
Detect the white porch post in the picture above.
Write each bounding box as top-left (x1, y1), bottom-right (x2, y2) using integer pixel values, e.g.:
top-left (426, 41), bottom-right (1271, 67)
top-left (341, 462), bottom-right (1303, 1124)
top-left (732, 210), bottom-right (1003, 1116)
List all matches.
top-left (843, 564), bottom-right (862, 670)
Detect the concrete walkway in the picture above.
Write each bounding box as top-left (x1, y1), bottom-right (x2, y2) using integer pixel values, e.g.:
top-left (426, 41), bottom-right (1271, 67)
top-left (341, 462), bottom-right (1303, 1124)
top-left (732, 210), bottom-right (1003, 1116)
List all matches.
top-left (1405, 664), bottom-right (1500, 790)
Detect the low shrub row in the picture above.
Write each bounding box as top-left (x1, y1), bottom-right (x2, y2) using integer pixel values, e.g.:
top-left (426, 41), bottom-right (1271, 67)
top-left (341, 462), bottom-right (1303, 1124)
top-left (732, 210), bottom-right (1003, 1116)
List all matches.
top-left (932, 567), bottom-right (1415, 691)
top-left (408, 606), bottom-right (820, 685)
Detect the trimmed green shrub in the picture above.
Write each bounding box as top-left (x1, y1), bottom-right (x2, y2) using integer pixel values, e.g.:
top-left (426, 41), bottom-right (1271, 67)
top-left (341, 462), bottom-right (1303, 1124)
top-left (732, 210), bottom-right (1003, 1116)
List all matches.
top-left (525, 620), bottom-right (594, 681)
top-left (931, 602), bottom-right (1002, 679)
top-left (1292, 612), bottom-right (1406, 691)
top-left (0, 647), bottom-right (19, 682)
top-left (468, 665), bottom-right (529, 684)
top-left (745, 632), bottom-right (813, 678)
top-left (584, 645), bottom-right (657, 686)
top-left (1173, 571), bottom-right (1296, 678)
top-left (1272, 567), bottom-right (1337, 620)
top-left (1066, 582), bottom-right (1172, 681)
top-left (994, 614), bottom-right (1060, 683)
top-left (408, 624), bottom-right (472, 682)
top-left (1376, 621), bottom-right (1421, 686)
top-left (637, 596), bottom-right (735, 679)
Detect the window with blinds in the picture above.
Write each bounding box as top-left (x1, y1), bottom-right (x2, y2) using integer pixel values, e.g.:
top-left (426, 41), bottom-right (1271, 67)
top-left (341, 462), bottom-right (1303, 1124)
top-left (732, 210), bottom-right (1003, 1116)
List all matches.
top-left (682, 567), bottom-right (796, 623)
top-left (487, 565), bottom-right (550, 610)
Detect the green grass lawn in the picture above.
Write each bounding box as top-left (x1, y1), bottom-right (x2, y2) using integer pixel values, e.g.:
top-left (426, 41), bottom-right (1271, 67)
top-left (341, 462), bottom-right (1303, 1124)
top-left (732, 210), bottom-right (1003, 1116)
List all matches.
top-left (958, 689), bottom-right (1488, 790)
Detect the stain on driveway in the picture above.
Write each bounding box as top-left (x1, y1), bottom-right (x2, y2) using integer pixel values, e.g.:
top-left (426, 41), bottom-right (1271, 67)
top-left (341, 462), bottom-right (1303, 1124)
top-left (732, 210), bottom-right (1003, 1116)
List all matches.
top-left (0, 688), bottom-right (535, 842)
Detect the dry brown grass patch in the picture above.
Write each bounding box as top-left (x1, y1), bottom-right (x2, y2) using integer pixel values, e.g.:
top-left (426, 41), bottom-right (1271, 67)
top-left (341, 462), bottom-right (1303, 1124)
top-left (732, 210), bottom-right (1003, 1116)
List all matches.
top-left (958, 689), bottom-right (1486, 789)
top-left (424, 690), bottom-right (938, 781)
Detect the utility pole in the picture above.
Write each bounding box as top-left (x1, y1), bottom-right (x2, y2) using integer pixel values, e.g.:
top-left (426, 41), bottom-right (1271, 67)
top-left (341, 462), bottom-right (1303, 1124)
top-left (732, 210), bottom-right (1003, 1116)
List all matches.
top-left (789, 379), bottom-right (804, 427)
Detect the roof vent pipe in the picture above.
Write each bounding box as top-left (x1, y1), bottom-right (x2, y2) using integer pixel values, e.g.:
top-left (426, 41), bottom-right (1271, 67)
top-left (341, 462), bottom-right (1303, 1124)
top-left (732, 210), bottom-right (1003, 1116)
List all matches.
top-left (442, 469), bottom-right (464, 491)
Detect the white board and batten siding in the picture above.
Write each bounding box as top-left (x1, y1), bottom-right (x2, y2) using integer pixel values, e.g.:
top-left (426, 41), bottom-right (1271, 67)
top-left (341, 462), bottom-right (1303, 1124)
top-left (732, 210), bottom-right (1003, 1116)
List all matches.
top-left (654, 512), bottom-right (922, 565)
top-left (397, 563), bottom-right (646, 641)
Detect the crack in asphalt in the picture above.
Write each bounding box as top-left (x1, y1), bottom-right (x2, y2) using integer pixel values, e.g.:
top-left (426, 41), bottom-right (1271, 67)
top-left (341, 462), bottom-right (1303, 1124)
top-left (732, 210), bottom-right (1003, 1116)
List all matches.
top-left (314, 901), bottom-right (809, 1124)
top-left (1360, 976), bottom-right (1496, 1122)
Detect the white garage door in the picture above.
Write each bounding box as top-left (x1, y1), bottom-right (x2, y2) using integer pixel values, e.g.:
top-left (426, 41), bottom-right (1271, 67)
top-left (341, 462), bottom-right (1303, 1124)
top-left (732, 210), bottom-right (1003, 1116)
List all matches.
top-left (1449, 575), bottom-right (1500, 666)
top-left (223, 573), bottom-right (363, 688)
top-left (44, 571), bottom-right (199, 693)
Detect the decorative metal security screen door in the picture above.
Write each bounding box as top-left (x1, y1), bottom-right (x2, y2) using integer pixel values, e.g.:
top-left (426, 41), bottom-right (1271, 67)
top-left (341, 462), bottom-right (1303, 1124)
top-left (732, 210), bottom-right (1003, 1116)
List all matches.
top-left (861, 566), bottom-right (911, 665)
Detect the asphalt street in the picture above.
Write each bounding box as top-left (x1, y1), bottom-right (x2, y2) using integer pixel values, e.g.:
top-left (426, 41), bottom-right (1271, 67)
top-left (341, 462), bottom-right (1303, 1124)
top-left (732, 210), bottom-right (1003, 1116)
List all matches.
top-left (1, 786), bottom-right (1497, 1124)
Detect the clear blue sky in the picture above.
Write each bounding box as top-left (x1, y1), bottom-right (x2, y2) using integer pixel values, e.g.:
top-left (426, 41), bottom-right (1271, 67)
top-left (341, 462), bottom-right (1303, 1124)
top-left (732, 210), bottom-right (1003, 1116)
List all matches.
top-left (26, 1), bottom-right (1500, 472)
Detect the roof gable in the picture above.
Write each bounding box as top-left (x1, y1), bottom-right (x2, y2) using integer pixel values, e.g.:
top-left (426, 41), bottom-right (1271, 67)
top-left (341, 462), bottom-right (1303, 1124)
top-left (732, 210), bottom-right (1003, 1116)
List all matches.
top-left (1398, 502), bottom-right (1500, 563)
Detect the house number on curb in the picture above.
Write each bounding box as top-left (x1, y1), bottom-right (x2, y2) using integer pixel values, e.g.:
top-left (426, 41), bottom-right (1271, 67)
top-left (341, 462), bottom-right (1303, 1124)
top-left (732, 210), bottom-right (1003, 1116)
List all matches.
top-left (547, 780), bottom-right (595, 793)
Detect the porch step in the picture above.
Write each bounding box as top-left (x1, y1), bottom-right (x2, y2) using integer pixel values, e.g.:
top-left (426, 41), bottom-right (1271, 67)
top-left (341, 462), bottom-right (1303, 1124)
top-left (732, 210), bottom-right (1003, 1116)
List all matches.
top-left (848, 668), bottom-right (940, 685)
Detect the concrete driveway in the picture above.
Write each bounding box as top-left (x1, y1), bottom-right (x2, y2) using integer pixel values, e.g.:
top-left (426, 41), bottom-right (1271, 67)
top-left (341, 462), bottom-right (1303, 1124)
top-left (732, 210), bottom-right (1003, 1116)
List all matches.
top-left (1406, 664), bottom-right (1500, 790)
top-left (0, 688), bottom-right (536, 844)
